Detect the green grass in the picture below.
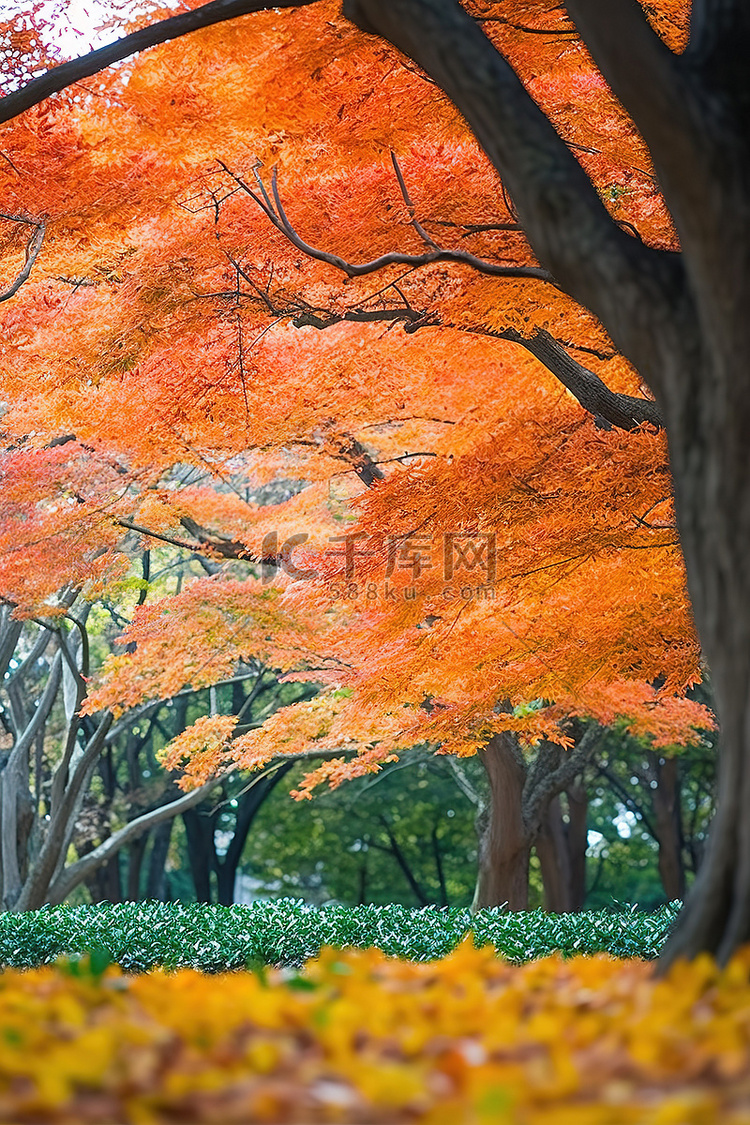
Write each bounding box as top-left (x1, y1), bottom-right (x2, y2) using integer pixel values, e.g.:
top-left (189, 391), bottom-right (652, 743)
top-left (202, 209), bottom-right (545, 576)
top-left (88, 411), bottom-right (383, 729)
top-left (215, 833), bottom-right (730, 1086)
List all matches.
top-left (0, 900), bottom-right (681, 973)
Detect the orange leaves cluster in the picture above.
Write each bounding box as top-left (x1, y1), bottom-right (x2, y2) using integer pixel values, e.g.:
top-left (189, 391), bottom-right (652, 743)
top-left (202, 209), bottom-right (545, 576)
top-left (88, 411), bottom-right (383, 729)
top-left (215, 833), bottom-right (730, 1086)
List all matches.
top-left (156, 714), bottom-right (237, 782)
top-left (81, 332), bottom-right (710, 786)
top-left (1, 942), bottom-right (750, 1123)
top-left (0, 443), bottom-right (129, 613)
top-left (83, 577), bottom-right (312, 717)
top-left (0, 1), bottom-right (710, 789)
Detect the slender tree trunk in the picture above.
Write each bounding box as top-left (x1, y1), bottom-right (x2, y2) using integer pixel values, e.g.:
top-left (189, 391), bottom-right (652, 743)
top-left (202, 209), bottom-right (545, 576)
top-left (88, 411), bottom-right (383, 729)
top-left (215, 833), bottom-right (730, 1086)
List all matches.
top-left (85, 853), bottom-right (122, 903)
top-left (472, 733), bottom-right (530, 911)
top-left (215, 861), bottom-right (235, 907)
top-left (535, 797), bottom-right (574, 913)
top-left (566, 782), bottom-right (589, 910)
top-left (145, 818), bottom-right (173, 901)
top-left (431, 823), bottom-right (449, 907)
top-left (376, 815), bottom-right (429, 906)
top-left (183, 805), bottom-right (214, 903)
top-left (126, 831), bottom-right (149, 900)
top-left (214, 765), bottom-right (294, 906)
top-left (649, 754), bottom-right (685, 902)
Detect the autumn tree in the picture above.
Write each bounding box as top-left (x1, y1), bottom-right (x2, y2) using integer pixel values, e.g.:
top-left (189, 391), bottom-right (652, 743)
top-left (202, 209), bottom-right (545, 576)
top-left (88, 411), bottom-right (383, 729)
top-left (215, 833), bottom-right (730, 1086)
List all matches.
top-left (0, 0), bottom-right (737, 960)
top-left (0, 595), bottom-right (230, 910)
top-left (591, 723), bottom-right (716, 904)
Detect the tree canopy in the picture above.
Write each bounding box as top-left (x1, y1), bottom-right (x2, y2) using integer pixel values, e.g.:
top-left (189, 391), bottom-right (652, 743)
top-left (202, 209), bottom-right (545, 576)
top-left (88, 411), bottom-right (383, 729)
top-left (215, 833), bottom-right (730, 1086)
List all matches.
top-left (2, 0), bottom-right (747, 961)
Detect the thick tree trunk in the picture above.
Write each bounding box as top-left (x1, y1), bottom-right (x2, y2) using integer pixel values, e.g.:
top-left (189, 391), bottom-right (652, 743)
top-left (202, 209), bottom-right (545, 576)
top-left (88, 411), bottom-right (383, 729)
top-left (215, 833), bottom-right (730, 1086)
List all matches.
top-left (471, 733), bottom-right (530, 911)
top-left (342, 0), bottom-right (750, 967)
top-left (658, 268), bottom-right (750, 964)
top-left (659, 424), bottom-right (750, 962)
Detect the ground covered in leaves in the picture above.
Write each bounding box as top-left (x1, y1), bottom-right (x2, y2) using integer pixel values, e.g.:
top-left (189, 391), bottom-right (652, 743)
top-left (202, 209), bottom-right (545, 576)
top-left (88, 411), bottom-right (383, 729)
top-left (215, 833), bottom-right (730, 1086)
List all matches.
top-left (0, 940), bottom-right (749, 1123)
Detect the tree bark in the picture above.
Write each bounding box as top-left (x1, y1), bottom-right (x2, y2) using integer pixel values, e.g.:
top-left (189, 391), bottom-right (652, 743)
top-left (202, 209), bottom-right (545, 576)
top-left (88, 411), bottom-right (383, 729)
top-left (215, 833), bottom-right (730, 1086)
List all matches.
top-left (214, 764), bottom-right (293, 905)
top-left (183, 804), bottom-right (215, 903)
top-left (535, 785), bottom-right (589, 912)
top-left (648, 754), bottom-right (686, 902)
top-left (471, 733), bottom-right (530, 911)
top-left (145, 818), bottom-right (173, 901)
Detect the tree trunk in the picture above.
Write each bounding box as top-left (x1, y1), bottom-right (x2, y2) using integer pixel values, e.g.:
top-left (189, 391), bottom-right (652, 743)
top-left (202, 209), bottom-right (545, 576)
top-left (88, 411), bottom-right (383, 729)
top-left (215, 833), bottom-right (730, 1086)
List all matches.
top-left (535, 798), bottom-right (571, 913)
top-left (183, 804), bottom-right (215, 903)
top-left (85, 853), bottom-right (122, 904)
top-left (566, 782), bottom-right (589, 910)
top-left (126, 831), bottom-right (149, 900)
top-left (357, 861), bottom-right (368, 905)
top-left (535, 784), bottom-right (588, 913)
top-left (214, 765), bottom-right (294, 906)
top-left (145, 818), bottom-right (172, 901)
top-left (649, 753), bottom-right (685, 903)
top-left (215, 856), bottom-right (236, 906)
top-left (471, 733), bottom-right (530, 911)
top-left (342, 0), bottom-right (750, 968)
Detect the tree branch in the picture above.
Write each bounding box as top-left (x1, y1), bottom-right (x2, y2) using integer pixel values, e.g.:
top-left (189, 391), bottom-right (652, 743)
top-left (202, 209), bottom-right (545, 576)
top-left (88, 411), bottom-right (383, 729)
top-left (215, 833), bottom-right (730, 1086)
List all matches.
top-left (0, 0), bottom-right (321, 125)
top-left (45, 774), bottom-right (224, 905)
top-left (342, 0), bottom-right (689, 383)
top-left (12, 712), bottom-right (113, 911)
top-left (0, 217), bottom-right (45, 302)
top-left (224, 158), bottom-right (553, 282)
top-left (493, 327), bottom-right (663, 430)
top-left (565, 1), bottom-right (690, 163)
top-left (116, 516), bottom-right (262, 562)
top-left (522, 725), bottom-right (603, 835)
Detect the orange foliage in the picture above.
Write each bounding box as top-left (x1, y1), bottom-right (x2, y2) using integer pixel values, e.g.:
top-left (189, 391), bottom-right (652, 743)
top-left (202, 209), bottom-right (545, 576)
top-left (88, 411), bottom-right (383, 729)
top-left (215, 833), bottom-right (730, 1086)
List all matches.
top-left (1, 0), bottom-right (710, 790)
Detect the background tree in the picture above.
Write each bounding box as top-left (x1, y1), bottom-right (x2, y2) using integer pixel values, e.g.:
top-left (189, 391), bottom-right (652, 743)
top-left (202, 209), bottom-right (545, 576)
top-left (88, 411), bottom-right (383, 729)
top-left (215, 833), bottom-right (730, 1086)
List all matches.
top-left (591, 723), bottom-right (715, 905)
top-left (242, 752), bottom-right (480, 907)
top-left (0, 598), bottom-right (222, 910)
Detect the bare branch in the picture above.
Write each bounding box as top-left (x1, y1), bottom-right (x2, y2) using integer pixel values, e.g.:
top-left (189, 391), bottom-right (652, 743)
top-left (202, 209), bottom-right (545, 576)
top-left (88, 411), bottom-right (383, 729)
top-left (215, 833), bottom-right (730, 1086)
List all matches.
top-left (0, 217), bottom-right (45, 302)
top-left (117, 516), bottom-right (262, 562)
top-left (222, 159), bottom-right (554, 282)
top-left (0, 0), bottom-right (321, 125)
top-left (272, 279), bottom-right (662, 433)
